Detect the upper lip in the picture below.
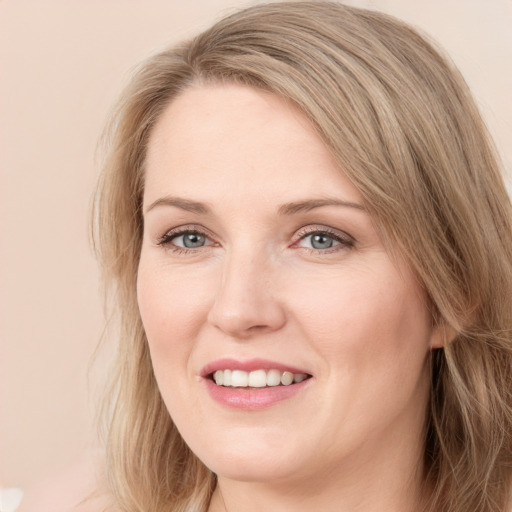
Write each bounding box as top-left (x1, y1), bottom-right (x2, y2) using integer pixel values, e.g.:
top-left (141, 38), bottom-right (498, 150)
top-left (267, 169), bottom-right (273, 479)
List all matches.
top-left (200, 358), bottom-right (311, 378)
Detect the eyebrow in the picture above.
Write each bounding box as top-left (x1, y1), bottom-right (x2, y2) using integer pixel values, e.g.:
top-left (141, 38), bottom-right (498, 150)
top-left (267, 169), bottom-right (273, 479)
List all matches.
top-left (145, 196), bottom-right (211, 215)
top-left (278, 198), bottom-right (365, 215)
top-left (144, 196), bottom-right (365, 215)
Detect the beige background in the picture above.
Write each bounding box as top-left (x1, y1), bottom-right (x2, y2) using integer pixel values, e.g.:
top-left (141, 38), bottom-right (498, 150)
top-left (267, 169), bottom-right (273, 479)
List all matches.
top-left (1, 0), bottom-right (511, 490)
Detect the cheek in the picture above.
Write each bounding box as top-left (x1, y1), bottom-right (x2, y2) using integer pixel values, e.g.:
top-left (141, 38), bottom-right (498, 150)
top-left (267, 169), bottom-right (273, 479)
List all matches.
top-left (287, 266), bottom-right (432, 448)
top-left (137, 260), bottom-right (209, 344)
top-left (288, 263), bottom-right (432, 373)
top-left (136, 260), bottom-right (215, 425)
top-left (136, 260), bottom-right (214, 363)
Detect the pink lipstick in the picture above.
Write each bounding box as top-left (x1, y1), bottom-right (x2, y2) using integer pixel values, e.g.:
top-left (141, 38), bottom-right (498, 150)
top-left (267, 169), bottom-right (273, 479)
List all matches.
top-left (201, 358), bottom-right (312, 410)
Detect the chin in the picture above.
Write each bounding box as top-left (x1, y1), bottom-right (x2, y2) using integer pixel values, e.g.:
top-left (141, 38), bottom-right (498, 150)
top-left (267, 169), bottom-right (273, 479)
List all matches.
top-left (190, 430), bottom-right (307, 483)
top-left (207, 456), bottom-right (298, 483)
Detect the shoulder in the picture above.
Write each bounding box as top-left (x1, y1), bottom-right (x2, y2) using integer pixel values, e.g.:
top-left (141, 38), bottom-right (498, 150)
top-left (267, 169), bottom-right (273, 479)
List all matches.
top-left (17, 451), bottom-right (118, 512)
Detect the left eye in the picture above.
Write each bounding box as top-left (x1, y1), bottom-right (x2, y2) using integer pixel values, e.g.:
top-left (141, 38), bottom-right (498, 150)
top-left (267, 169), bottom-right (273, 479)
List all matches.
top-left (169, 232), bottom-right (211, 248)
top-left (298, 232), bottom-right (341, 250)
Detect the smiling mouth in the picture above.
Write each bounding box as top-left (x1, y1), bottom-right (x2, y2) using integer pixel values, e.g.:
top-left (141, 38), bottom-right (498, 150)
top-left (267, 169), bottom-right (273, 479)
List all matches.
top-left (210, 369), bottom-right (311, 388)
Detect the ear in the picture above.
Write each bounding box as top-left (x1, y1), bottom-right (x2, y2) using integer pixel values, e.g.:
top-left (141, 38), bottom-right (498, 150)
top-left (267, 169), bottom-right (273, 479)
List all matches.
top-left (430, 321), bottom-right (458, 349)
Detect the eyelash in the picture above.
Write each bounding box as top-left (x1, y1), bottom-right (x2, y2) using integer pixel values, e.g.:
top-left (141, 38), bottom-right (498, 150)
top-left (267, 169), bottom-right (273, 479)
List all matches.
top-left (157, 225), bottom-right (216, 255)
top-left (294, 226), bottom-right (355, 254)
top-left (156, 225), bottom-right (355, 255)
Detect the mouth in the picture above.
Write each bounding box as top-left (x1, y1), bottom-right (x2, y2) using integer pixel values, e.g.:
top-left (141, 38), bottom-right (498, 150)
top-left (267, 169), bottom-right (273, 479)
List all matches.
top-left (209, 369), bottom-right (311, 388)
top-left (201, 360), bottom-right (313, 410)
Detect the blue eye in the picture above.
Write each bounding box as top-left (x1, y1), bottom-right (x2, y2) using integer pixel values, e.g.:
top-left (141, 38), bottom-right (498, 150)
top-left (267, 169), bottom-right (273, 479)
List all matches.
top-left (174, 232), bottom-right (208, 248)
top-left (296, 228), bottom-right (354, 252)
top-left (158, 229), bottom-right (213, 250)
top-left (300, 232), bottom-right (340, 250)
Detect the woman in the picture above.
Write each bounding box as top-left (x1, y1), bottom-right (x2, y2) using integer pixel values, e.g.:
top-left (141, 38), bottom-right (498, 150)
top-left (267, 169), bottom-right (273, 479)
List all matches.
top-left (91, 1), bottom-right (512, 511)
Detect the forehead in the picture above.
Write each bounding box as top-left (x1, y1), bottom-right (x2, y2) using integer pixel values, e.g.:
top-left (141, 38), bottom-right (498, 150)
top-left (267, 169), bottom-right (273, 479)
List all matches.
top-left (144, 83), bottom-right (362, 207)
top-left (148, 83), bottom-right (313, 151)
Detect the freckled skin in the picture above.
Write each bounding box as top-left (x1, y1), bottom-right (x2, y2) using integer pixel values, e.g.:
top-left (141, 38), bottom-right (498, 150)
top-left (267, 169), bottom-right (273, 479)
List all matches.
top-left (137, 84), bottom-right (442, 510)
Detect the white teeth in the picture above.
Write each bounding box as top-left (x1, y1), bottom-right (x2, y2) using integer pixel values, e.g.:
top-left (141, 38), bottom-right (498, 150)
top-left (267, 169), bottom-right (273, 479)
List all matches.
top-left (212, 369), bottom-right (309, 388)
top-left (266, 369), bottom-right (281, 387)
top-left (281, 371), bottom-right (294, 386)
top-left (213, 370), bottom-right (223, 385)
top-left (231, 370), bottom-right (248, 387)
top-left (248, 369), bottom-right (267, 388)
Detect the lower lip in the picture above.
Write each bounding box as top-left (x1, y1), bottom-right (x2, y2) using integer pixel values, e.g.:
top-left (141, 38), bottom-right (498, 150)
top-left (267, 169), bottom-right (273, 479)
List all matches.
top-left (204, 378), bottom-right (311, 410)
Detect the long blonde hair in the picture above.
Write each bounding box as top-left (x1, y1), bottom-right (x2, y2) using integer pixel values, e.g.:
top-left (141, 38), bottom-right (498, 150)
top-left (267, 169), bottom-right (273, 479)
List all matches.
top-left (93, 2), bottom-right (512, 511)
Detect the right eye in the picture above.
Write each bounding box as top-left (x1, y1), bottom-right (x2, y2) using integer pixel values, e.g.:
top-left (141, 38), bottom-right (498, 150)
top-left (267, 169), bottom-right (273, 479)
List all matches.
top-left (158, 229), bottom-right (214, 252)
top-left (172, 232), bottom-right (209, 248)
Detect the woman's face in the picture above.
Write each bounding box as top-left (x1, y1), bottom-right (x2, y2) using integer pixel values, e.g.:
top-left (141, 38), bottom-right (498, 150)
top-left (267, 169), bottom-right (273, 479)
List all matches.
top-left (138, 84), bottom-right (441, 485)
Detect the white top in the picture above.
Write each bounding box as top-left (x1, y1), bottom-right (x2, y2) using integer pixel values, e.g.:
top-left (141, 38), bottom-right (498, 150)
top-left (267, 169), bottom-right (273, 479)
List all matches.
top-left (0, 488), bottom-right (24, 512)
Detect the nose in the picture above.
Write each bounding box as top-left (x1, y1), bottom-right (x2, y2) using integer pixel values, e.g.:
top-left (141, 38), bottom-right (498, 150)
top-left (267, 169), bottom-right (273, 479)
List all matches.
top-left (207, 250), bottom-right (286, 339)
